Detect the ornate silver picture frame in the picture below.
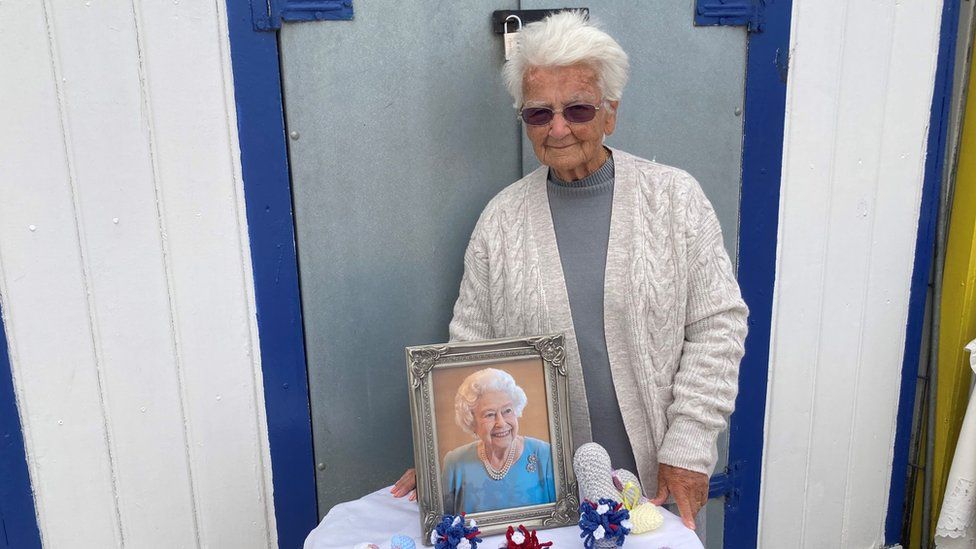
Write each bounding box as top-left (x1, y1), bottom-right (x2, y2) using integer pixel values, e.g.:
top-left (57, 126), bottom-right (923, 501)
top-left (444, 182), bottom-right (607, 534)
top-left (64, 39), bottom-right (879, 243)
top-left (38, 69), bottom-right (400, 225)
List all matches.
top-left (406, 335), bottom-right (578, 544)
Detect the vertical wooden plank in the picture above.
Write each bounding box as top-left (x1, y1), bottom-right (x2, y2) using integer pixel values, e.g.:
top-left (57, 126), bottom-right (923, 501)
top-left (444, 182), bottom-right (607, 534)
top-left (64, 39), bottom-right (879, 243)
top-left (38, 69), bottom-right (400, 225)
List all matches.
top-left (760, 0), bottom-right (845, 544)
top-left (761, 0), bottom-right (944, 546)
top-left (133, 0), bottom-right (276, 545)
top-left (846, 1), bottom-right (944, 546)
top-left (0, 1), bottom-right (120, 546)
top-left (800, 2), bottom-right (895, 546)
top-left (41, 1), bottom-right (199, 545)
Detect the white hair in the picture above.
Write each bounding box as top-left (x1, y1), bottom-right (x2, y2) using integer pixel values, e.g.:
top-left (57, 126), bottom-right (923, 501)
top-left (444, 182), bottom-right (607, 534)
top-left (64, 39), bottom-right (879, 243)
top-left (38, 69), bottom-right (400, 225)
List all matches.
top-left (454, 368), bottom-right (528, 437)
top-left (502, 10), bottom-right (630, 107)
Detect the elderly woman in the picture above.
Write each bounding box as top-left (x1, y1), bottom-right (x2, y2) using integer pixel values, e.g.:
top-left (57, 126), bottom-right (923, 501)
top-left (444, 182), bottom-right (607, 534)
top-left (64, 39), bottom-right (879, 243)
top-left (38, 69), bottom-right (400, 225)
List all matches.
top-left (394, 11), bottom-right (747, 532)
top-left (441, 368), bottom-right (555, 514)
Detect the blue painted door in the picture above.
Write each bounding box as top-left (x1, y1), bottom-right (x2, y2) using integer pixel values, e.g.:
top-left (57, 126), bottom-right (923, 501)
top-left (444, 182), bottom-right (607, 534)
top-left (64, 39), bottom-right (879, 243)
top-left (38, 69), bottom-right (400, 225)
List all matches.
top-left (278, 4), bottom-right (747, 547)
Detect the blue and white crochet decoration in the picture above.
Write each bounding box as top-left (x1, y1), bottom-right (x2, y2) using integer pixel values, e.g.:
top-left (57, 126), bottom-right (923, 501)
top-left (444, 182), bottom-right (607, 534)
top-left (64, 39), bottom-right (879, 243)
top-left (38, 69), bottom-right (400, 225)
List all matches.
top-left (429, 514), bottom-right (483, 549)
top-left (578, 498), bottom-right (632, 548)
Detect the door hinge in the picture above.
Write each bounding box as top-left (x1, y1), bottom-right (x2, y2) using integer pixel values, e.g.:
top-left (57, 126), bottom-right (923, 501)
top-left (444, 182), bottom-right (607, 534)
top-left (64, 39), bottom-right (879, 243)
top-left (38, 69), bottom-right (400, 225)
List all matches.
top-left (251, 0), bottom-right (353, 32)
top-left (694, 0), bottom-right (765, 33)
top-left (708, 460), bottom-right (742, 506)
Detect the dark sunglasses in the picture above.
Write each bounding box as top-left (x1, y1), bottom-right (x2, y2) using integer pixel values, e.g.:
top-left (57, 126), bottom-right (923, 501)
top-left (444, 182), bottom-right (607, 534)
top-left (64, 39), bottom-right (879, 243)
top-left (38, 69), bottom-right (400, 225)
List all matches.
top-left (518, 103), bottom-right (602, 126)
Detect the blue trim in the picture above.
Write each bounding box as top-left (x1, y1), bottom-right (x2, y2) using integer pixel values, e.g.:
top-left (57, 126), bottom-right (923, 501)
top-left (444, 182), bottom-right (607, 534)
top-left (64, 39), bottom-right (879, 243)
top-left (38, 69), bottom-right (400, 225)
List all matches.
top-left (225, 3), bottom-right (319, 547)
top-left (709, 472), bottom-right (733, 500)
top-left (251, 0), bottom-right (353, 31)
top-left (695, 0), bottom-right (764, 32)
top-left (0, 302), bottom-right (42, 549)
top-left (724, 0), bottom-right (792, 547)
top-left (885, 0), bottom-right (960, 544)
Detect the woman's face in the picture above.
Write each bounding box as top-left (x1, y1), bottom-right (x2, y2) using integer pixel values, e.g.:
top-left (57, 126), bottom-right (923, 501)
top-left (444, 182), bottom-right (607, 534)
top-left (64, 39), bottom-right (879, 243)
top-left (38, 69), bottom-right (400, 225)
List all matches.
top-left (521, 63), bottom-right (618, 182)
top-left (473, 390), bottom-right (520, 452)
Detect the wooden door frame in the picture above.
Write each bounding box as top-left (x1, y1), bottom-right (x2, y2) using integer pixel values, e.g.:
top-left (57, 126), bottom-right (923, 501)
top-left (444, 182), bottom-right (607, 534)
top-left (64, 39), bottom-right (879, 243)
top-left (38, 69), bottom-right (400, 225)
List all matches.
top-left (721, 0), bottom-right (792, 547)
top-left (224, 3), bottom-right (319, 548)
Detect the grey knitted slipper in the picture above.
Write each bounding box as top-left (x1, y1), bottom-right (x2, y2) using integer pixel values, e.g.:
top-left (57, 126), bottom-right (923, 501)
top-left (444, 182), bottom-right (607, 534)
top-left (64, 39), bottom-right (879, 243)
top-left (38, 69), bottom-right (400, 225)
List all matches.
top-left (574, 443), bottom-right (625, 547)
top-left (613, 468), bottom-right (648, 506)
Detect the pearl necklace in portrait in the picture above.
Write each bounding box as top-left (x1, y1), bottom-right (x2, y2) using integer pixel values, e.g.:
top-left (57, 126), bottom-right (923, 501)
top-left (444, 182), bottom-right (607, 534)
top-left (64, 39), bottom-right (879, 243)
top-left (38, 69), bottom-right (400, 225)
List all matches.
top-left (478, 438), bottom-right (519, 480)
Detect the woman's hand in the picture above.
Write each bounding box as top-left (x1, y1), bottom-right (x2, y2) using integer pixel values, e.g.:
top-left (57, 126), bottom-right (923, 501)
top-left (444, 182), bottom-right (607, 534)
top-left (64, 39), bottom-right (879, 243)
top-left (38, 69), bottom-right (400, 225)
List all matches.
top-left (390, 468), bottom-right (417, 501)
top-left (651, 463), bottom-right (709, 531)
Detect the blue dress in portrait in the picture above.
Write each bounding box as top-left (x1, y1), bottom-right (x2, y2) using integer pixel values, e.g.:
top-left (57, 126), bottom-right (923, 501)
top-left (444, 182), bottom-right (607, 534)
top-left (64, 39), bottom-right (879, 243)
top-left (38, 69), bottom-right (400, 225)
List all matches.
top-left (441, 437), bottom-right (556, 514)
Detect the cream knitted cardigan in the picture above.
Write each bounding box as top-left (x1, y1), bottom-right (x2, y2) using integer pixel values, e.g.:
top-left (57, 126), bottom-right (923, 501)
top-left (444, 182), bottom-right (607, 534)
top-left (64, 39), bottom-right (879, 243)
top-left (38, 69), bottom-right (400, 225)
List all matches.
top-left (448, 148), bottom-right (748, 487)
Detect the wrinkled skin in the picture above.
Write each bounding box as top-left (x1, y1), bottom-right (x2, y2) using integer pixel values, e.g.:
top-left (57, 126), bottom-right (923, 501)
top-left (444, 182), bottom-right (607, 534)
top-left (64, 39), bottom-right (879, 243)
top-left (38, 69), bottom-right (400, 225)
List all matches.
top-left (390, 468), bottom-right (417, 501)
top-left (521, 63), bottom-right (618, 181)
top-left (651, 463), bottom-right (710, 530)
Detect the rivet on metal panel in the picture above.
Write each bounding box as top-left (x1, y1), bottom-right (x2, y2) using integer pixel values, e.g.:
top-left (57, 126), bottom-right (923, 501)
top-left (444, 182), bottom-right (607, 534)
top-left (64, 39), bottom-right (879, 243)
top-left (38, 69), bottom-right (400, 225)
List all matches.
top-left (28, 225), bottom-right (36, 232)
top-left (317, 462), bottom-right (326, 471)
top-left (283, 383), bottom-right (290, 389)
top-left (290, 131), bottom-right (300, 140)
top-left (734, 107), bottom-right (742, 116)
top-left (112, 217), bottom-right (120, 224)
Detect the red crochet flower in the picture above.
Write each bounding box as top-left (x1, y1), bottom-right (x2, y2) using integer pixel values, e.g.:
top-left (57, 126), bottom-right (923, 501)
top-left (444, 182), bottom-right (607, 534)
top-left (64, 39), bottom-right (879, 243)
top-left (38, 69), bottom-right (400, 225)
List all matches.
top-left (502, 525), bottom-right (552, 549)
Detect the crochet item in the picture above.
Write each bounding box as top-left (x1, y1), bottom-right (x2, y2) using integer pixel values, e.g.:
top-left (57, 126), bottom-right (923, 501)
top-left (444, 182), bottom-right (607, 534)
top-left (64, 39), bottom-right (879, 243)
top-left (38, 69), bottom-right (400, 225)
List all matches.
top-left (612, 469), bottom-right (663, 534)
top-left (430, 514), bottom-right (482, 549)
top-left (574, 443), bottom-right (620, 502)
top-left (627, 503), bottom-right (663, 534)
top-left (391, 534), bottom-right (416, 549)
top-left (578, 498), bottom-right (631, 548)
top-left (498, 525), bottom-right (553, 548)
top-left (612, 469), bottom-right (648, 508)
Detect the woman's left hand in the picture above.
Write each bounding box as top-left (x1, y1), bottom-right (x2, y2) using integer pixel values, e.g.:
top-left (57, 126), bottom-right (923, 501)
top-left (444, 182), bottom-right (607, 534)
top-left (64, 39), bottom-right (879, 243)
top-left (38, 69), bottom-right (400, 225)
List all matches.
top-left (651, 463), bottom-right (709, 531)
top-left (390, 468), bottom-right (417, 501)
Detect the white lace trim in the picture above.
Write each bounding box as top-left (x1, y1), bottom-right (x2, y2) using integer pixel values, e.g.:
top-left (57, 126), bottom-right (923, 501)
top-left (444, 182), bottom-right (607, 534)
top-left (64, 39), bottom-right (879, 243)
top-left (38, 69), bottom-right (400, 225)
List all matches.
top-left (936, 478), bottom-right (976, 539)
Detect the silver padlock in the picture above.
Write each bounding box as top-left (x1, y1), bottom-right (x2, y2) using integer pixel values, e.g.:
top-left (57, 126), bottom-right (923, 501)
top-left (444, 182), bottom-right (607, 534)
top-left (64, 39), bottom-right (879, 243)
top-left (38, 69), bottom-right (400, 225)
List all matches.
top-left (504, 15), bottom-right (522, 61)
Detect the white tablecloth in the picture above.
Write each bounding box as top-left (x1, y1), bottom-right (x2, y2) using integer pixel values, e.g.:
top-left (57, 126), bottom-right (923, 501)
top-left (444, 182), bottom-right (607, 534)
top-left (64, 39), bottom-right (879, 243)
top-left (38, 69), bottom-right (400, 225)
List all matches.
top-left (305, 486), bottom-right (703, 549)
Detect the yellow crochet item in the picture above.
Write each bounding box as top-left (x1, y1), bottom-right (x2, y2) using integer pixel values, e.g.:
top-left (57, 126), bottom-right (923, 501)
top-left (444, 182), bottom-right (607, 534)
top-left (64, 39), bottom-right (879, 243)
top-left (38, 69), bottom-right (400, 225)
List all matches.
top-left (619, 481), bottom-right (643, 510)
top-left (628, 502), bottom-right (664, 534)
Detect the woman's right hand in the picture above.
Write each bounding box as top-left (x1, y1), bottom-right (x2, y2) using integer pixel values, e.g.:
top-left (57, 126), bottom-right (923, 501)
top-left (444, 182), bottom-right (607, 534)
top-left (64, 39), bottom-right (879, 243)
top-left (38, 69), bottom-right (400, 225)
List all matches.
top-left (390, 468), bottom-right (417, 501)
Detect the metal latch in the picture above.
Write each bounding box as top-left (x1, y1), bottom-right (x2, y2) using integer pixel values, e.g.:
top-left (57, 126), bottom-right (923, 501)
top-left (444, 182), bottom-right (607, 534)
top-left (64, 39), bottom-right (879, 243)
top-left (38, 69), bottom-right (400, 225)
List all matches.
top-left (694, 0), bottom-right (764, 33)
top-left (491, 8), bottom-right (589, 35)
top-left (251, 0), bottom-right (353, 32)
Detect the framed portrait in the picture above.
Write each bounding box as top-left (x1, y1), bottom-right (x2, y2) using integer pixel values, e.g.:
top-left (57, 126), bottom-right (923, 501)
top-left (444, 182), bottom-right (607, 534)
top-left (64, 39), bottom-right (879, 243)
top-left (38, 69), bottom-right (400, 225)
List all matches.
top-left (405, 335), bottom-right (578, 543)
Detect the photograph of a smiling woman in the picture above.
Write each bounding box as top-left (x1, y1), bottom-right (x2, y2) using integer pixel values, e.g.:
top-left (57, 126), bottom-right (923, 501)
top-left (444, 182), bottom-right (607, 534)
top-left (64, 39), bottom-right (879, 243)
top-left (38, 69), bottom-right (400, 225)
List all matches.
top-left (432, 364), bottom-right (556, 514)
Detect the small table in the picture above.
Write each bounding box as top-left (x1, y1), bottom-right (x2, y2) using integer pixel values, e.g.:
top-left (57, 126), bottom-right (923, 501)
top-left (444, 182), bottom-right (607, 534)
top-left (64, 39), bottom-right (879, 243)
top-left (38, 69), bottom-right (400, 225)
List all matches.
top-left (304, 487), bottom-right (704, 549)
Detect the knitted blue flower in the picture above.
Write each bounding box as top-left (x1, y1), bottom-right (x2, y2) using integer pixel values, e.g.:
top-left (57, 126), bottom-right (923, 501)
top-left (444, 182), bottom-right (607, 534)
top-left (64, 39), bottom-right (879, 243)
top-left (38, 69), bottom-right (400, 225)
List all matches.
top-left (578, 498), bottom-right (631, 548)
top-left (430, 514), bottom-right (482, 549)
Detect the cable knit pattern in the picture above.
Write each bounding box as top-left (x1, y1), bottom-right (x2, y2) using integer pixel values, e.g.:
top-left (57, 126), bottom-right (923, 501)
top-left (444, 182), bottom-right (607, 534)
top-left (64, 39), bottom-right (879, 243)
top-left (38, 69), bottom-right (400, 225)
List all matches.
top-left (449, 149), bottom-right (748, 486)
